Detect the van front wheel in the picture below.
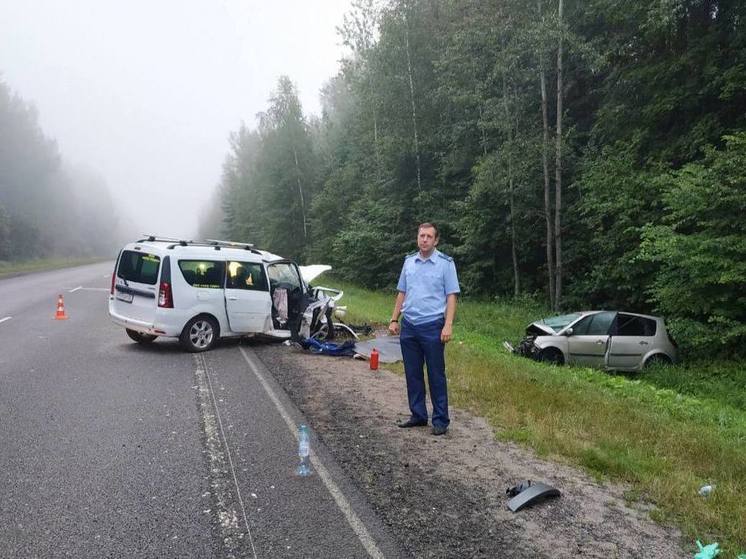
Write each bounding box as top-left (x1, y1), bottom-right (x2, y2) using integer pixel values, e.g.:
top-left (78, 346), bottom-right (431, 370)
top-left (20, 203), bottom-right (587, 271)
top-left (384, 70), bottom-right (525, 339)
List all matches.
top-left (181, 316), bottom-right (219, 352)
top-left (126, 329), bottom-right (158, 344)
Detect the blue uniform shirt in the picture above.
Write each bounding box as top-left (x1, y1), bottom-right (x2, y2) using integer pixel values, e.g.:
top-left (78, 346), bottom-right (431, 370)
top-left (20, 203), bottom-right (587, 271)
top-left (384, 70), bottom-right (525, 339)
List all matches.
top-left (396, 249), bottom-right (460, 325)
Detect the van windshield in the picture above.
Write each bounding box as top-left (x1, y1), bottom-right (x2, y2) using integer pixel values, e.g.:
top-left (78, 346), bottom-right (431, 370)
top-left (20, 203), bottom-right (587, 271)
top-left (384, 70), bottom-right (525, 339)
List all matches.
top-left (117, 251), bottom-right (161, 285)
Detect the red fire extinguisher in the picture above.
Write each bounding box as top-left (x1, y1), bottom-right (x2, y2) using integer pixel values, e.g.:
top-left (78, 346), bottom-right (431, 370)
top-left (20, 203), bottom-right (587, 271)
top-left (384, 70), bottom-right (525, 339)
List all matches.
top-left (370, 348), bottom-right (379, 370)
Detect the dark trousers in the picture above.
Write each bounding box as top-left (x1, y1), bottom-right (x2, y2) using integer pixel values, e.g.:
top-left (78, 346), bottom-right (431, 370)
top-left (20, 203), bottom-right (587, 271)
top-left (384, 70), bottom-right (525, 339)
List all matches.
top-left (400, 317), bottom-right (449, 428)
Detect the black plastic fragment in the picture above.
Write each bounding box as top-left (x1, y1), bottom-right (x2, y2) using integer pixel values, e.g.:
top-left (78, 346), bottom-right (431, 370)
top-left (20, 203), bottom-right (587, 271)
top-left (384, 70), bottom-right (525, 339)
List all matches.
top-left (507, 482), bottom-right (561, 512)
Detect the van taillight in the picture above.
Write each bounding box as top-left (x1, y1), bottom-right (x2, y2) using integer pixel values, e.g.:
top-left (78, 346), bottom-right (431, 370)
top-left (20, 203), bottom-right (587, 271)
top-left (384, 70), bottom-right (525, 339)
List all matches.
top-left (158, 282), bottom-right (173, 308)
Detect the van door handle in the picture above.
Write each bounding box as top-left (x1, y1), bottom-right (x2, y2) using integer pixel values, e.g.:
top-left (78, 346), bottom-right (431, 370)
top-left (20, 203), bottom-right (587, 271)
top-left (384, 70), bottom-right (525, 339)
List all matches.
top-left (227, 296), bottom-right (238, 301)
top-left (639, 341), bottom-right (649, 345)
top-left (595, 340), bottom-right (605, 345)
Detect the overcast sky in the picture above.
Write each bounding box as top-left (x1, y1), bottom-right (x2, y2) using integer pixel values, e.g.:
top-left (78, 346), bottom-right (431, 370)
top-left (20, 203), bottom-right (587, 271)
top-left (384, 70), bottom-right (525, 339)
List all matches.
top-left (0, 0), bottom-right (351, 239)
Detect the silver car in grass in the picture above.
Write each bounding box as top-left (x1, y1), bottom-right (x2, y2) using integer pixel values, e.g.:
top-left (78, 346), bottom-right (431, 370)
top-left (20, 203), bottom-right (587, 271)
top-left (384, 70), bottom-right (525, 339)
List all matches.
top-left (504, 310), bottom-right (678, 371)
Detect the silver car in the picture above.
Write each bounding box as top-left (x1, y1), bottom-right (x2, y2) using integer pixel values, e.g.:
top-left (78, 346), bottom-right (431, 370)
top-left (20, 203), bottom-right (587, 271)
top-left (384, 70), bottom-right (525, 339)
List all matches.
top-left (505, 311), bottom-right (678, 371)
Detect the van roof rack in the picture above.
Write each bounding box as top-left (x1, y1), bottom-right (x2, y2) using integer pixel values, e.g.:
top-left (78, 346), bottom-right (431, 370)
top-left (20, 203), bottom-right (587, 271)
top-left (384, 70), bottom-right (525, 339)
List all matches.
top-left (138, 235), bottom-right (191, 246)
top-left (137, 235), bottom-right (262, 254)
top-left (204, 239), bottom-right (256, 251)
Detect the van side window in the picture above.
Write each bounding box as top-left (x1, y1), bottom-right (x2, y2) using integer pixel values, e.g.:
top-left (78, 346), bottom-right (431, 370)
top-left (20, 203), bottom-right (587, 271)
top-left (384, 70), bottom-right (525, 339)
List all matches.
top-left (118, 251), bottom-right (160, 285)
top-left (226, 261), bottom-right (267, 291)
top-left (178, 260), bottom-right (225, 289)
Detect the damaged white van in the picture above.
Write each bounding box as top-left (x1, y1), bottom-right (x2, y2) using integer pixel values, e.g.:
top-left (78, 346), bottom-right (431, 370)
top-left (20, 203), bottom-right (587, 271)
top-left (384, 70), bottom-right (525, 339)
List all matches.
top-left (108, 236), bottom-right (338, 351)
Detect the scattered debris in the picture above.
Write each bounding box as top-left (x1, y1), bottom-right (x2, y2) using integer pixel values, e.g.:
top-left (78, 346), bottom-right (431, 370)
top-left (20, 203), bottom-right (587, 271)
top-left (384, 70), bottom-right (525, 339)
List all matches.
top-left (506, 481), bottom-right (561, 512)
top-left (300, 337), bottom-right (356, 357)
top-left (693, 540), bottom-right (720, 559)
top-left (506, 480), bottom-right (533, 498)
top-left (354, 335), bottom-right (403, 363)
top-left (698, 484), bottom-right (714, 497)
top-left (347, 323), bottom-right (373, 335)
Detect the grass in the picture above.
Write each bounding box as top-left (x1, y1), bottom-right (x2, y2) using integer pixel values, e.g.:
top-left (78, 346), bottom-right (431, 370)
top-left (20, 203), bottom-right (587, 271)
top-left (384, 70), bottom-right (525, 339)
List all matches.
top-left (328, 277), bottom-right (746, 557)
top-left (0, 257), bottom-right (107, 278)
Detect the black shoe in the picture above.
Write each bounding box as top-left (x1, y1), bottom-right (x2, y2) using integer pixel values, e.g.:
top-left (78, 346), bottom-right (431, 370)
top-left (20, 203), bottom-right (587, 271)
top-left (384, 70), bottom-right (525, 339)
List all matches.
top-left (432, 425), bottom-right (448, 436)
top-left (398, 418), bottom-right (428, 428)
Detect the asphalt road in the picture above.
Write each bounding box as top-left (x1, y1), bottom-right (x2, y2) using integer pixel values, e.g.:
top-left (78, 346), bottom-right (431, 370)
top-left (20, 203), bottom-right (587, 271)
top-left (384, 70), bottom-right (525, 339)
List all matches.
top-left (0, 262), bottom-right (402, 558)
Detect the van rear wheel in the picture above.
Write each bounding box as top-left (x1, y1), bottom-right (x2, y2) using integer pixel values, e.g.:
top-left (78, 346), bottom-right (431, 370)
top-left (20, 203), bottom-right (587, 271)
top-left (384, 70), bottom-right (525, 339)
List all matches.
top-left (180, 316), bottom-right (219, 352)
top-left (126, 329), bottom-right (158, 344)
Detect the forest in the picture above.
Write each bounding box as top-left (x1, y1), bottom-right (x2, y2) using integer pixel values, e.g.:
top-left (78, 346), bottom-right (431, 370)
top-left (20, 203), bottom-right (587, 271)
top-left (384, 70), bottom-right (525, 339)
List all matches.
top-left (202, 0), bottom-right (746, 358)
top-left (0, 80), bottom-right (122, 263)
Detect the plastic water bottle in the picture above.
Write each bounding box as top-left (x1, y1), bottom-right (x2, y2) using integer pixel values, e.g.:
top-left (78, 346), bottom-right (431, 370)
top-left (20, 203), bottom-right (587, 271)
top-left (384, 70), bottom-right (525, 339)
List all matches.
top-left (297, 424), bottom-right (311, 476)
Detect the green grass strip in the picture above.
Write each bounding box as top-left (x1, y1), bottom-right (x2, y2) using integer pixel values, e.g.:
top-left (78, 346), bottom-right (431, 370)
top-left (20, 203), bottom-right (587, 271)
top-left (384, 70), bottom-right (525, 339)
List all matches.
top-left (0, 257), bottom-right (108, 278)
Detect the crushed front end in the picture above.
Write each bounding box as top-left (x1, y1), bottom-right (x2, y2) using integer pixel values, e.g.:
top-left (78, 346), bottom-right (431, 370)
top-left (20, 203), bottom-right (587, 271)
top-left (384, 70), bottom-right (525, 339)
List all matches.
top-left (504, 324), bottom-right (554, 360)
top-left (504, 335), bottom-right (540, 359)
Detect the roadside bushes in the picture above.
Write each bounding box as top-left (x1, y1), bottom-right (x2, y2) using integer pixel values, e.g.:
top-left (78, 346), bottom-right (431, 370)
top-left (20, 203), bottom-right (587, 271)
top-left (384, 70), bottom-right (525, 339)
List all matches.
top-left (642, 133), bottom-right (746, 357)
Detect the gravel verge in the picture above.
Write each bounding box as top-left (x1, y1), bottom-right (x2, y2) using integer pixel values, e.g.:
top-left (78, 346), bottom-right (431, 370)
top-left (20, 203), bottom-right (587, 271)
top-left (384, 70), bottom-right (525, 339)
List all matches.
top-left (251, 342), bottom-right (687, 559)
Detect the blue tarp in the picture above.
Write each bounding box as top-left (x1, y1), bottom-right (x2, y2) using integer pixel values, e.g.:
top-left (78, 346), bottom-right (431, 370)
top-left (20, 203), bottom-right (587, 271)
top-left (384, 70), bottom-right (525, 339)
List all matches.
top-left (300, 337), bottom-right (357, 356)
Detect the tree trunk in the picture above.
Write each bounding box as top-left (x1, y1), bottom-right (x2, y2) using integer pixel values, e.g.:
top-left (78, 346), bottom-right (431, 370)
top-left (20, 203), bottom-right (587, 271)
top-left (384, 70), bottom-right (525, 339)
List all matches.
top-left (503, 77), bottom-right (520, 297)
top-left (538, 0), bottom-right (555, 310)
top-left (404, 10), bottom-right (422, 192)
top-left (479, 103), bottom-right (487, 156)
top-left (554, 0), bottom-right (564, 311)
top-left (292, 146), bottom-right (308, 241)
top-left (509, 178), bottom-right (520, 297)
top-left (373, 114), bottom-right (381, 181)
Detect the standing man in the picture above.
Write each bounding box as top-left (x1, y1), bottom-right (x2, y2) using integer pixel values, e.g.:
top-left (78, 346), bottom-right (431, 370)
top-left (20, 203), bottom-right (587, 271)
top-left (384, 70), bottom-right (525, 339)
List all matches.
top-left (389, 223), bottom-right (460, 436)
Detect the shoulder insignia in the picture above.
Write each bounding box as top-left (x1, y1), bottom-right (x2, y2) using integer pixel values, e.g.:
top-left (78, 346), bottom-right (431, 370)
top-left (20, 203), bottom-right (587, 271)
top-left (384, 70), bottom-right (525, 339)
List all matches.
top-left (436, 252), bottom-right (454, 262)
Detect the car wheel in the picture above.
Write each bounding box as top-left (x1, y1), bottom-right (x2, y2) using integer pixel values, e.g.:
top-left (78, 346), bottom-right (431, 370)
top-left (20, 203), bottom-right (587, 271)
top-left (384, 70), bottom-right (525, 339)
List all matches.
top-left (538, 347), bottom-right (564, 365)
top-left (644, 353), bottom-right (671, 369)
top-left (312, 323), bottom-right (358, 342)
top-left (126, 328), bottom-right (158, 344)
top-left (180, 316), bottom-right (219, 352)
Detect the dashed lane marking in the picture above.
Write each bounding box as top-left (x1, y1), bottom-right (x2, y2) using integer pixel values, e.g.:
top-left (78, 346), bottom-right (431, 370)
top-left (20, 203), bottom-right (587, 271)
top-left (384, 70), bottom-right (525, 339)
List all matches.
top-left (0, 316), bottom-right (11, 324)
top-left (238, 345), bottom-right (385, 559)
top-left (68, 286), bottom-right (109, 293)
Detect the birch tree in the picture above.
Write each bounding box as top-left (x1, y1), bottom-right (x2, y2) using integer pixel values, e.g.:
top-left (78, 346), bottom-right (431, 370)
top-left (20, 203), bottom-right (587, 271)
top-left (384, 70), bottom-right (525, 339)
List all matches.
top-left (554, 0), bottom-right (564, 310)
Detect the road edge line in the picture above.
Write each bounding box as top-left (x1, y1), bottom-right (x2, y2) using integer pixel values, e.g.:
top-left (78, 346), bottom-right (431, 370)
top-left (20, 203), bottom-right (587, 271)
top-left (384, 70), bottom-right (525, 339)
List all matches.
top-left (238, 345), bottom-right (385, 559)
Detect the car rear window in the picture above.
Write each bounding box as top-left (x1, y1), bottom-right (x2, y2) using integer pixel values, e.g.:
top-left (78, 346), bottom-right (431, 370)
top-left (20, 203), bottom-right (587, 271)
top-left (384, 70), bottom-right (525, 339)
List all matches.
top-left (616, 314), bottom-right (657, 336)
top-left (178, 260), bottom-right (225, 289)
top-left (117, 250), bottom-right (161, 285)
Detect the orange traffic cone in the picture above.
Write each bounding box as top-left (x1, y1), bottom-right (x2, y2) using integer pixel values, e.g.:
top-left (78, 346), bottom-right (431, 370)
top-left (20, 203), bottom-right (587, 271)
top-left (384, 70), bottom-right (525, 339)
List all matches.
top-left (54, 294), bottom-right (69, 320)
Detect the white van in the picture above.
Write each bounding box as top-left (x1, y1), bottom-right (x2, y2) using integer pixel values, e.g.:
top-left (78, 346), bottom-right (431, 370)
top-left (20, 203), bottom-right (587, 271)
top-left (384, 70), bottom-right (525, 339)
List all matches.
top-left (108, 236), bottom-right (329, 351)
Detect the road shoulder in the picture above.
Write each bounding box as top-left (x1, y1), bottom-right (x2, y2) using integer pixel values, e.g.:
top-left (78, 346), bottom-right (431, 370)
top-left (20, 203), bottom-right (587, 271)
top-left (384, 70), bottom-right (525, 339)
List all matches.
top-left (255, 343), bottom-right (687, 559)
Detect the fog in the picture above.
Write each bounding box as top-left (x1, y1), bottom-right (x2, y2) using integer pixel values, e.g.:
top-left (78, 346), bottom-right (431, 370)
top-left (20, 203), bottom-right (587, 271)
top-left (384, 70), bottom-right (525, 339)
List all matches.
top-left (0, 0), bottom-right (351, 240)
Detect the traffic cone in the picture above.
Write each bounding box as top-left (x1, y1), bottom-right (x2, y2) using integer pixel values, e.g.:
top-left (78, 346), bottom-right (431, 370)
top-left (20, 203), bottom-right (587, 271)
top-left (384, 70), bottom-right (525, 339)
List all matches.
top-left (54, 294), bottom-right (69, 320)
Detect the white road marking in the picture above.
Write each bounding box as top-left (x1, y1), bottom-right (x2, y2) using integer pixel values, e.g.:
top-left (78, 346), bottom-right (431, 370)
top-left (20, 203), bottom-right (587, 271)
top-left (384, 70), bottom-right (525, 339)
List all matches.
top-left (69, 286), bottom-right (109, 293)
top-left (0, 316), bottom-right (12, 324)
top-left (238, 346), bottom-right (385, 559)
